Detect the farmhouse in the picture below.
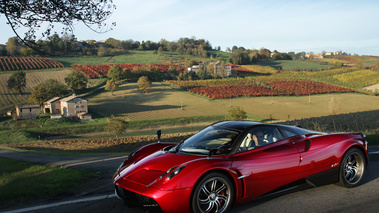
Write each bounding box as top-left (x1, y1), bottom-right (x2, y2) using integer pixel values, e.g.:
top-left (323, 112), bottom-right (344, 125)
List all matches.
top-left (15, 104), bottom-right (40, 120)
top-left (214, 61), bottom-right (232, 77)
top-left (42, 94), bottom-right (91, 121)
top-left (60, 94), bottom-right (89, 120)
top-left (187, 62), bottom-right (232, 77)
top-left (43, 97), bottom-right (62, 114)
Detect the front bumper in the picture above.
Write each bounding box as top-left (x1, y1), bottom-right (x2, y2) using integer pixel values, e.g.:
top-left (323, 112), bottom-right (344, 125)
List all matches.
top-left (114, 181), bottom-right (193, 213)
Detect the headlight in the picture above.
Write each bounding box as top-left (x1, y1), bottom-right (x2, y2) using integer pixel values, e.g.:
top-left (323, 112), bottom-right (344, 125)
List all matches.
top-left (166, 166), bottom-right (185, 181)
top-left (159, 166), bottom-right (177, 179)
top-left (159, 166), bottom-right (185, 181)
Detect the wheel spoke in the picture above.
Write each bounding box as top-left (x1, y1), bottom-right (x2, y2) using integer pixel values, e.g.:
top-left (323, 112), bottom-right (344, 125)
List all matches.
top-left (201, 184), bottom-right (211, 196)
top-left (215, 183), bottom-right (226, 194)
top-left (211, 180), bottom-right (217, 192)
top-left (350, 158), bottom-right (356, 166)
top-left (214, 199), bottom-right (221, 212)
top-left (219, 194), bottom-right (228, 201)
top-left (199, 197), bottom-right (210, 204)
top-left (205, 201), bottom-right (214, 213)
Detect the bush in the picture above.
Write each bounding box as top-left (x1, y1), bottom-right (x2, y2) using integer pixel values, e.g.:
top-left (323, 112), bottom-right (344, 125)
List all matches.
top-left (225, 106), bottom-right (247, 120)
top-left (137, 76), bottom-right (152, 93)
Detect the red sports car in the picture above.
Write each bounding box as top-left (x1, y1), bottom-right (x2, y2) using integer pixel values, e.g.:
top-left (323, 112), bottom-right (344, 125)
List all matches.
top-left (113, 121), bottom-right (368, 213)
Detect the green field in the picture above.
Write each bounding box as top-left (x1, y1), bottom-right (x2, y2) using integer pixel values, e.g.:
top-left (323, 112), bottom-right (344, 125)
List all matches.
top-left (87, 82), bottom-right (379, 121)
top-left (0, 69), bottom-right (72, 112)
top-left (257, 60), bottom-right (333, 71)
top-left (52, 50), bottom-right (230, 67)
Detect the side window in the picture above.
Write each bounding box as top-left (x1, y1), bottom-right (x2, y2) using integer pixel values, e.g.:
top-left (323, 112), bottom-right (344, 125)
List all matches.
top-left (281, 129), bottom-right (299, 139)
top-left (239, 127), bottom-right (284, 152)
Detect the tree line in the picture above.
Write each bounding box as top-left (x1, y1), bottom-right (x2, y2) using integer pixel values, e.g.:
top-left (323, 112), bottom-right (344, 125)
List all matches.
top-left (0, 35), bottom-right (214, 57)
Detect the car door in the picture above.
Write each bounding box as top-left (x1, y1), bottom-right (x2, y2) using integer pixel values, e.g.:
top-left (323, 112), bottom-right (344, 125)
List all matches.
top-left (231, 126), bottom-right (301, 201)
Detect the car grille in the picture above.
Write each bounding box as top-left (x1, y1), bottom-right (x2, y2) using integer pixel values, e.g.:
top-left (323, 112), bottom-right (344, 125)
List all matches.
top-left (114, 186), bottom-right (161, 210)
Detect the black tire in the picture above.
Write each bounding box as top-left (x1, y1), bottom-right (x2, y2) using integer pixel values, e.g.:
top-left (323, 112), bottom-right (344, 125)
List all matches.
top-left (191, 172), bottom-right (234, 213)
top-left (339, 148), bottom-right (366, 187)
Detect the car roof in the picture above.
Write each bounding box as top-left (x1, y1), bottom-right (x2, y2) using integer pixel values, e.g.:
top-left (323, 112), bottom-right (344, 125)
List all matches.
top-left (212, 120), bottom-right (321, 135)
top-left (212, 120), bottom-right (261, 131)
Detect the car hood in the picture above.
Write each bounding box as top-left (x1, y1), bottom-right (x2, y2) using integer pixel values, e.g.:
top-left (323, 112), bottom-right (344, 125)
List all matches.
top-left (115, 150), bottom-right (201, 187)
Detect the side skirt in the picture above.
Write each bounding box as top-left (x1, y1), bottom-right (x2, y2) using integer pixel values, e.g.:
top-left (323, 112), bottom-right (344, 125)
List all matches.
top-left (260, 167), bottom-right (340, 199)
top-left (305, 167), bottom-right (339, 187)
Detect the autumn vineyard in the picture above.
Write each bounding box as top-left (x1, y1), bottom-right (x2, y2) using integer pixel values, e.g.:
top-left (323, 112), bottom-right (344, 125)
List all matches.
top-left (165, 78), bottom-right (354, 99)
top-left (70, 63), bottom-right (184, 78)
top-left (0, 57), bottom-right (64, 71)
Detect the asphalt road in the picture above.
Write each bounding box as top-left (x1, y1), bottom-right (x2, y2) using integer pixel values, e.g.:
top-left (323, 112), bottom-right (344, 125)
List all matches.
top-left (1, 147), bottom-right (379, 213)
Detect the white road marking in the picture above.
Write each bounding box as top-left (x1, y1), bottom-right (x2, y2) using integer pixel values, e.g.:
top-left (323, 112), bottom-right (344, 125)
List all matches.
top-left (369, 151), bottom-right (379, 154)
top-left (63, 156), bottom-right (125, 167)
top-left (1, 194), bottom-right (116, 213)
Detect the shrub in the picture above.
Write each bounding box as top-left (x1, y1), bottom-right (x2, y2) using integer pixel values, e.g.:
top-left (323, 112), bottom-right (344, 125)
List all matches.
top-left (225, 106), bottom-right (247, 120)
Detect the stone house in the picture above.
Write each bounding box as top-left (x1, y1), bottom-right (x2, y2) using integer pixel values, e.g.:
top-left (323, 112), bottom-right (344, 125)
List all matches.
top-left (42, 94), bottom-right (91, 121)
top-left (59, 94), bottom-right (89, 120)
top-left (15, 104), bottom-right (40, 120)
top-left (43, 97), bottom-right (62, 114)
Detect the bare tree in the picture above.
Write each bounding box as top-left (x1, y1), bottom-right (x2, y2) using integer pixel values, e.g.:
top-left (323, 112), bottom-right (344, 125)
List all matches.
top-left (0, 0), bottom-right (116, 46)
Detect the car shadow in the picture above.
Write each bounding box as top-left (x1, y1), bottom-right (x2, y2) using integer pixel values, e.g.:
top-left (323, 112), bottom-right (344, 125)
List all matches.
top-left (231, 156), bottom-right (378, 212)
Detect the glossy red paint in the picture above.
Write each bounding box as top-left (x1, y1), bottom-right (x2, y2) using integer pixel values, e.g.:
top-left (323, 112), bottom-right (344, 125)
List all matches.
top-left (113, 122), bottom-right (368, 213)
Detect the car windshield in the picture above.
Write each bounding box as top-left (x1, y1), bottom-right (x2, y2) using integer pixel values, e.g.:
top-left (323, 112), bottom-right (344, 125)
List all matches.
top-left (179, 126), bottom-right (240, 155)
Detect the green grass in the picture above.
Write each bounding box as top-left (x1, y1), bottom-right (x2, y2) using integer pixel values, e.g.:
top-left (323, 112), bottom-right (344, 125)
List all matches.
top-left (366, 134), bottom-right (379, 145)
top-left (0, 115), bottom-right (226, 144)
top-left (52, 50), bottom-right (231, 67)
top-left (0, 158), bottom-right (93, 208)
top-left (257, 60), bottom-right (333, 71)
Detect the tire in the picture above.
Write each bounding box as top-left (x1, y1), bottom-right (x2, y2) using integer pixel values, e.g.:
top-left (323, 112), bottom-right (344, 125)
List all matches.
top-left (339, 148), bottom-right (366, 187)
top-left (191, 172), bottom-right (234, 213)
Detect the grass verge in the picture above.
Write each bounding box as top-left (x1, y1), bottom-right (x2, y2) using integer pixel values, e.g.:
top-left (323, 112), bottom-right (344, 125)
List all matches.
top-left (366, 134), bottom-right (379, 145)
top-left (0, 157), bottom-right (94, 209)
top-left (0, 115), bottom-right (226, 144)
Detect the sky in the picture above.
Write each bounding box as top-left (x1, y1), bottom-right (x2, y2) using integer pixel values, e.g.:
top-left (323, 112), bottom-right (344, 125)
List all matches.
top-left (1, 0), bottom-right (379, 56)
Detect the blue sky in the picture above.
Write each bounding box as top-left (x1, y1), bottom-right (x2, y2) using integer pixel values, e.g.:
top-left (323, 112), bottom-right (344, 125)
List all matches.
top-left (1, 0), bottom-right (379, 55)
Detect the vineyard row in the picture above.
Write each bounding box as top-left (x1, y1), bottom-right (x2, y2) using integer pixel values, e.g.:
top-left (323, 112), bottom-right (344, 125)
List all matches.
top-left (0, 57), bottom-right (64, 71)
top-left (166, 79), bottom-right (354, 99)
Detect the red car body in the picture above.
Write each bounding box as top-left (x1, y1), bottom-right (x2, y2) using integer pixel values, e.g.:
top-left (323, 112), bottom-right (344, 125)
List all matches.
top-left (113, 121), bottom-right (368, 213)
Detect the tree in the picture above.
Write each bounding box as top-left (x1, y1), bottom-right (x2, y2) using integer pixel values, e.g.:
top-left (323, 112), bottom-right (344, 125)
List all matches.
top-left (65, 70), bottom-right (88, 91)
top-left (105, 115), bottom-right (128, 137)
top-left (105, 79), bottom-right (119, 95)
top-left (334, 61), bottom-right (344, 68)
top-left (158, 46), bottom-right (163, 55)
top-left (7, 71), bottom-right (26, 94)
top-left (197, 67), bottom-right (207, 80)
top-left (19, 47), bottom-right (34, 56)
top-left (6, 37), bottom-right (18, 55)
top-left (0, 0), bottom-right (116, 46)
top-left (371, 62), bottom-right (379, 71)
top-left (137, 76), bottom-right (152, 93)
top-left (97, 45), bottom-right (109, 57)
top-left (225, 106), bottom-right (247, 120)
top-left (107, 65), bottom-right (125, 81)
top-left (29, 79), bottom-right (68, 105)
top-left (229, 51), bottom-right (251, 65)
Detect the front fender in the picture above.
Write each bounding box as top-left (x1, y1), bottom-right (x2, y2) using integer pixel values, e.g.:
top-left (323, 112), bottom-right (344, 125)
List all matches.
top-left (151, 156), bottom-right (236, 191)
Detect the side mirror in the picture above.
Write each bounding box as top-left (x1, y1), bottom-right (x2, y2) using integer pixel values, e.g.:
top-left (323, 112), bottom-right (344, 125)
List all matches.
top-left (208, 145), bottom-right (230, 158)
top-left (218, 145), bottom-right (231, 154)
top-left (156, 130), bottom-right (161, 143)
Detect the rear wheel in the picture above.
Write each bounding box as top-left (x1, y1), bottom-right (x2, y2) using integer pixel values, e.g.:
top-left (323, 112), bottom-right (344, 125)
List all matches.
top-left (191, 172), bottom-right (234, 213)
top-left (339, 148), bottom-right (366, 187)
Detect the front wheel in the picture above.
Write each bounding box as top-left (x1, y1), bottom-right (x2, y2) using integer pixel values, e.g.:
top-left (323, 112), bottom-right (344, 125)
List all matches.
top-left (191, 172), bottom-right (234, 213)
top-left (339, 148), bottom-right (366, 187)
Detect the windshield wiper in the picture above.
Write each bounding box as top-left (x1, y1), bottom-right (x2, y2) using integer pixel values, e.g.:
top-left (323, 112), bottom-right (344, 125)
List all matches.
top-left (169, 140), bottom-right (184, 153)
